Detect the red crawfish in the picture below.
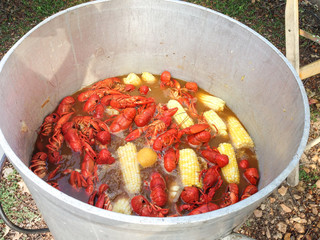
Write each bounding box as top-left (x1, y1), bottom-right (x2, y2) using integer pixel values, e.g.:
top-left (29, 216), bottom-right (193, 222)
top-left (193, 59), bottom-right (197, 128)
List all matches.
top-left (163, 148), bottom-right (178, 172)
top-left (109, 108), bottom-right (136, 133)
top-left (139, 85), bottom-right (149, 95)
top-left (239, 159), bottom-right (249, 169)
top-left (188, 202), bottom-right (219, 215)
top-left (88, 184), bottom-right (112, 210)
top-left (46, 131), bottom-right (64, 152)
top-left (134, 103), bottom-right (156, 127)
top-left (95, 130), bottom-right (111, 145)
top-left (91, 77), bottom-right (121, 90)
top-left (81, 153), bottom-right (97, 179)
top-left (152, 128), bottom-right (178, 151)
top-left (150, 172), bottom-right (167, 207)
top-left (78, 88), bottom-right (122, 102)
top-left (40, 113), bottom-right (60, 136)
top-left (178, 124), bottom-right (211, 147)
top-left (47, 150), bottom-right (62, 164)
top-left (29, 152), bottom-right (47, 178)
top-left (240, 185), bottom-right (258, 200)
top-left (244, 168), bottom-right (259, 186)
top-left (96, 149), bottom-right (115, 165)
top-left (201, 146), bottom-right (229, 168)
top-left (200, 165), bottom-right (223, 202)
top-left (185, 82), bottom-right (198, 92)
top-left (56, 96), bottom-right (75, 117)
top-left (219, 183), bottom-right (239, 208)
top-left (131, 195), bottom-right (169, 217)
top-left (178, 186), bottom-right (201, 212)
top-left (83, 94), bottom-right (100, 113)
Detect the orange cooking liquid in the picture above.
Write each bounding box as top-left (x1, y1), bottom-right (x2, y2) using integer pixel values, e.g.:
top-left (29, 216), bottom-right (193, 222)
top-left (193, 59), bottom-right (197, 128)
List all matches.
top-left (32, 74), bottom-right (259, 215)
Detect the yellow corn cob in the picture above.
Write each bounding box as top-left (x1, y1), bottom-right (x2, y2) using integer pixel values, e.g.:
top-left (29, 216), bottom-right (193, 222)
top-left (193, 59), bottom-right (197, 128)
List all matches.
top-left (217, 143), bottom-right (240, 184)
top-left (117, 142), bottom-right (141, 194)
top-left (123, 73), bottom-right (142, 86)
top-left (203, 110), bottom-right (228, 137)
top-left (197, 92), bottom-right (225, 112)
top-left (112, 197), bottom-right (132, 215)
top-left (167, 99), bottom-right (194, 129)
top-left (179, 148), bottom-right (202, 188)
top-left (141, 72), bottom-right (157, 84)
top-left (226, 115), bottom-right (254, 149)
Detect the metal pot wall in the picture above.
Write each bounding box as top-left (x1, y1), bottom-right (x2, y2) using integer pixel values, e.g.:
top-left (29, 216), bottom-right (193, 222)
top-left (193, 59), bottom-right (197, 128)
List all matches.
top-left (0, 0), bottom-right (309, 239)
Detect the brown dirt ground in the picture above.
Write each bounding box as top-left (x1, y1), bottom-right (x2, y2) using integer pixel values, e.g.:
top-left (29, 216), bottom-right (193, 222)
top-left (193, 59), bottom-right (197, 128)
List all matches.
top-left (1, 0), bottom-right (320, 239)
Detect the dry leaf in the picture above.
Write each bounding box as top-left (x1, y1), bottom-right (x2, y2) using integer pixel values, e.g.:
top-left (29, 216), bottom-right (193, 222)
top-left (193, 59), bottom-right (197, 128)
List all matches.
top-left (278, 186), bottom-right (288, 196)
top-left (280, 204), bottom-right (292, 213)
top-left (277, 222), bottom-right (287, 233)
top-left (269, 197), bottom-right (276, 203)
top-left (293, 217), bottom-right (307, 224)
top-left (309, 98), bottom-right (318, 105)
top-left (294, 223), bottom-right (305, 233)
top-left (18, 180), bottom-right (30, 194)
top-left (316, 180), bottom-right (320, 189)
top-left (12, 232), bottom-right (23, 240)
top-left (253, 209), bottom-right (262, 218)
top-left (266, 227), bottom-right (271, 238)
top-left (3, 167), bottom-right (14, 178)
top-left (2, 225), bottom-right (10, 237)
top-left (284, 233), bottom-right (291, 240)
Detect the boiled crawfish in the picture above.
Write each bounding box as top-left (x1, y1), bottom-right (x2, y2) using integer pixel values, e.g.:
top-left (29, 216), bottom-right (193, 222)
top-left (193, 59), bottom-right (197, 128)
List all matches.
top-left (88, 184), bottom-right (112, 210)
top-left (240, 185), bottom-right (258, 200)
top-left (178, 123), bottom-right (211, 147)
top-left (131, 195), bottom-right (168, 217)
top-left (109, 108), bottom-right (136, 133)
top-left (200, 165), bottom-right (223, 202)
top-left (56, 96), bottom-right (75, 117)
top-left (149, 172), bottom-right (167, 207)
top-left (244, 168), bottom-right (259, 186)
top-left (29, 152), bottom-right (47, 178)
top-left (163, 148), bottom-right (178, 172)
top-left (219, 183), bottom-right (239, 208)
top-left (188, 202), bottom-right (219, 215)
top-left (134, 103), bottom-right (156, 127)
top-left (201, 146), bottom-right (229, 168)
top-left (40, 113), bottom-right (59, 136)
top-left (153, 128), bottom-right (178, 151)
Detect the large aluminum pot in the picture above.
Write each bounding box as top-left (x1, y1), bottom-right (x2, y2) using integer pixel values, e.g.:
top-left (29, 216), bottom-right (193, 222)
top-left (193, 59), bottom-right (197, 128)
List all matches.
top-left (0, 0), bottom-right (309, 239)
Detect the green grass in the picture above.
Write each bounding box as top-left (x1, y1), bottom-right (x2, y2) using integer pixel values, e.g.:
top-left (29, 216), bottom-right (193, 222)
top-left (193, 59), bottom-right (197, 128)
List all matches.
top-left (299, 167), bottom-right (320, 189)
top-left (0, 169), bottom-right (41, 237)
top-left (186, 0), bottom-right (286, 49)
top-left (0, 0), bottom-right (89, 56)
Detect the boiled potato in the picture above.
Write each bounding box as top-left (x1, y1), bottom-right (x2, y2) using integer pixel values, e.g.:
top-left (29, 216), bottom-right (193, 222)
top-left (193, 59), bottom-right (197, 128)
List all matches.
top-left (141, 72), bottom-right (157, 84)
top-left (137, 148), bottom-right (157, 168)
top-left (123, 73), bottom-right (142, 86)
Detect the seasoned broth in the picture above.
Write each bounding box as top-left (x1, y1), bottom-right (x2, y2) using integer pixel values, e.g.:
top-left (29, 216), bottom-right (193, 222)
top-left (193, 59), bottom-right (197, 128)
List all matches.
top-left (30, 72), bottom-right (259, 216)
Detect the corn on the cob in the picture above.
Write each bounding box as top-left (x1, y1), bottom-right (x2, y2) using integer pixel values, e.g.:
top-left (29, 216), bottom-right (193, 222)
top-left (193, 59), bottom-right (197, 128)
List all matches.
top-left (178, 148), bottom-right (202, 188)
top-left (203, 110), bottom-right (228, 137)
top-left (123, 73), bottom-right (142, 86)
top-left (117, 142), bottom-right (141, 194)
top-left (226, 115), bottom-right (254, 149)
top-left (167, 99), bottom-right (194, 129)
top-left (112, 197), bottom-right (132, 215)
top-left (217, 143), bottom-right (240, 184)
top-left (141, 72), bottom-right (157, 84)
top-left (197, 92), bottom-right (225, 112)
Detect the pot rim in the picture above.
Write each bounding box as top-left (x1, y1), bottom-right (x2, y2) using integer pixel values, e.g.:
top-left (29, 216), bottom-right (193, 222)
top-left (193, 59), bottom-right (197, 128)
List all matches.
top-left (0, 0), bottom-right (310, 225)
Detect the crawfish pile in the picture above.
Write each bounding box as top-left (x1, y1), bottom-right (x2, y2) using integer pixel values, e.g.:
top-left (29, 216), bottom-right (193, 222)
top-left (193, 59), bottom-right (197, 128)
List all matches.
top-left (30, 71), bottom-right (260, 217)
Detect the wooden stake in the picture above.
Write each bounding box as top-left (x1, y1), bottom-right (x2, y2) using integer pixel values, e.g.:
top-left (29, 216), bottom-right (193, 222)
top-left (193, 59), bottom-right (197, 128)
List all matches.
top-left (285, 0), bottom-right (300, 71)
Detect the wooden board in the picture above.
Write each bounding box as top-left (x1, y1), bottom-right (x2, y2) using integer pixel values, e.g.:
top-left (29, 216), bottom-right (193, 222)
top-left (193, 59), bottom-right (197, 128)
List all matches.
top-left (285, 0), bottom-right (300, 71)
